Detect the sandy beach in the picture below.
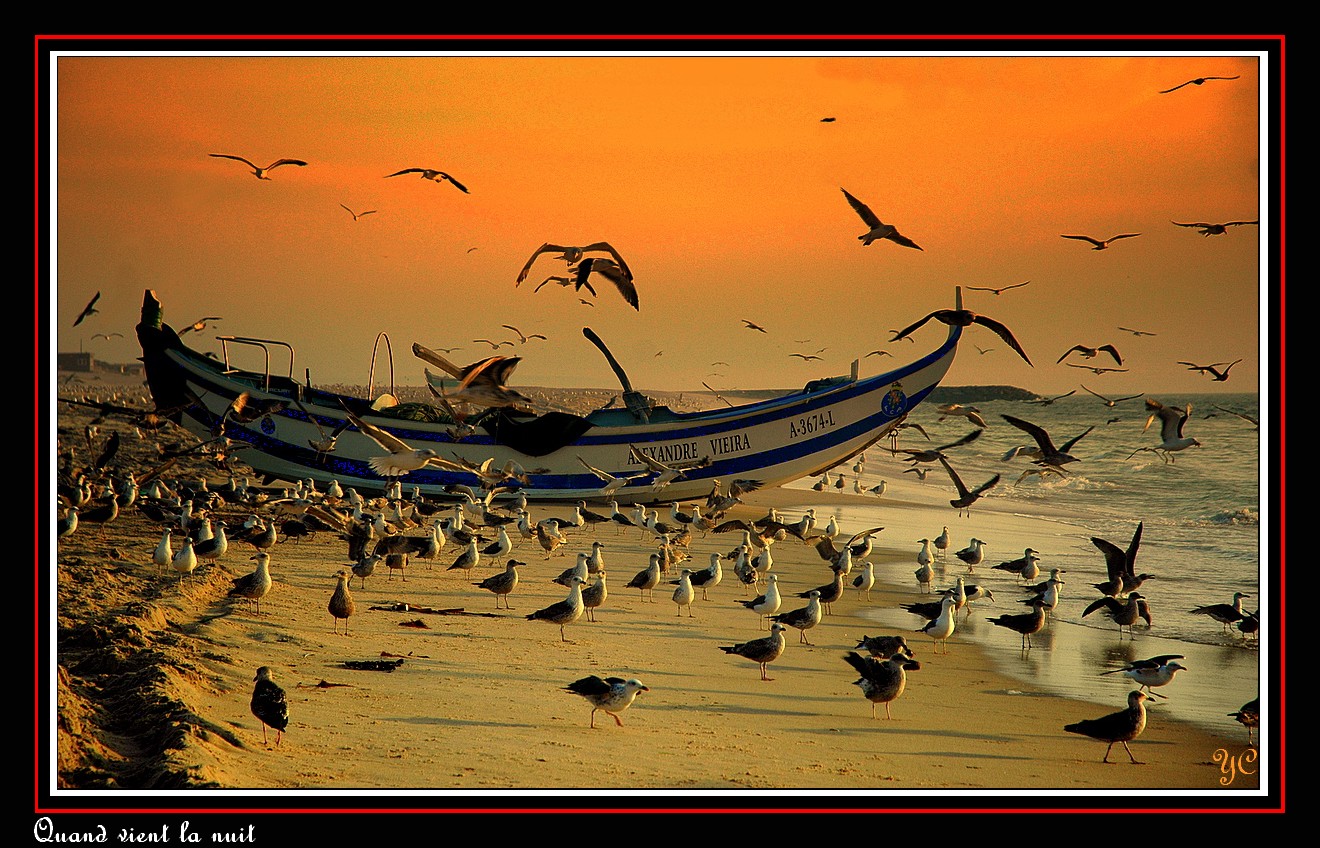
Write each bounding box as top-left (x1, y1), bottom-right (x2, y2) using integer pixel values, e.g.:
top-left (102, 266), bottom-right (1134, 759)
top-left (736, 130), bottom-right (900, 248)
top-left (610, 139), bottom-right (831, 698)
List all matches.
top-left (51, 385), bottom-right (1267, 805)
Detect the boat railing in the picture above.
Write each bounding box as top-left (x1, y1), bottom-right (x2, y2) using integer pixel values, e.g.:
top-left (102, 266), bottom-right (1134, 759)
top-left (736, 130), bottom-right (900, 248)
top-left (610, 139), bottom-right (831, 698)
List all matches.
top-left (216, 336), bottom-right (295, 393)
top-left (367, 332), bottom-right (397, 408)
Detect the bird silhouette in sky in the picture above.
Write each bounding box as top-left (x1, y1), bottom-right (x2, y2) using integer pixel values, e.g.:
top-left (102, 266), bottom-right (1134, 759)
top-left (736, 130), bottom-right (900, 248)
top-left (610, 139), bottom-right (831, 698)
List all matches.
top-left (1061, 233), bottom-right (1141, 250)
top-left (966, 281), bottom-right (1030, 295)
top-left (890, 309), bottom-right (1032, 366)
top-left (73, 291), bottom-right (100, 327)
top-left (340, 204), bottom-right (377, 221)
top-left (840, 188), bottom-right (923, 250)
top-left (209, 153), bottom-right (307, 180)
top-left (1172, 220), bottom-right (1258, 236)
top-left (385, 168), bottom-right (469, 192)
top-left (1159, 75), bottom-right (1240, 94)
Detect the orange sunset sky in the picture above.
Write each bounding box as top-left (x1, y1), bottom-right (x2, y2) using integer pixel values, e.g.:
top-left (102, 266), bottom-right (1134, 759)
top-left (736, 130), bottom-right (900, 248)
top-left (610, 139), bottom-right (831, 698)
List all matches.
top-left (47, 43), bottom-right (1273, 397)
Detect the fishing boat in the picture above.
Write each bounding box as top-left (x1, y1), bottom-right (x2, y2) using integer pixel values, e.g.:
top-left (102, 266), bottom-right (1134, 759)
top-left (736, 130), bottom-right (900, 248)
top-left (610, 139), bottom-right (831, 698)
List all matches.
top-left (135, 288), bottom-right (963, 504)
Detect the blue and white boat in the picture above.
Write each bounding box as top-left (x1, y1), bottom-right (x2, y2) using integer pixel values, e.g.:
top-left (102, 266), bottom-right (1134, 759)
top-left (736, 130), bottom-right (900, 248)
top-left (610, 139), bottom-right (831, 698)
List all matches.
top-left (136, 288), bottom-right (963, 504)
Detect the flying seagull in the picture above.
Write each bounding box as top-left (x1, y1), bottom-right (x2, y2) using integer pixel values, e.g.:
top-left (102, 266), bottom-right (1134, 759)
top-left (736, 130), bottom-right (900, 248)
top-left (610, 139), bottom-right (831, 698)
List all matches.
top-left (385, 168), bottom-right (469, 192)
top-left (209, 153), bottom-right (307, 180)
top-left (1178, 359), bottom-right (1243, 382)
top-left (1159, 75), bottom-right (1240, 94)
top-left (966, 281), bottom-right (1030, 295)
top-left (840, 188), bottom-right (923, 250)
top-left (1025, 389), bottom-right (1077, 406)
top-left (936, 456), bottom-right (1000, 517)
top-left (516, 241), bottom-right (634, 285)
top-left (1061, 233), bottom-right (1141, 250)
top-left (742, 319), bottom-right (769, 333)
top-left (1067, 363), bottom-right (1129, 375)
top-left (1081, 385), bottom-right (1144, 408)
top-left (501, 324), bottom-right (546, 344)
top-left (890, 309), bottom-right (1032, 366)
top-left (1172, 220), bottom-right (1258, 236)
top-left (1118, 326), bottom-right (1156, 337)
top-left (340, 204), bottom-right (377, 221)
top-left (789, 353), bottom-right (822, 361)
top-left (1058, 344), bottom-right (1123, 366)
top-left (91, 332), bottom-right (123, 341)
top-left (1001, 414), bottom-right (1093, 469)
top-left (178, 316), bottom-right (222, 335)
top-left (1129, 397), bottom-right (1201, 463)
top-left (73, 291), bottom-right (101, 327)
top-left (573, 257), bottom-right (640, 311)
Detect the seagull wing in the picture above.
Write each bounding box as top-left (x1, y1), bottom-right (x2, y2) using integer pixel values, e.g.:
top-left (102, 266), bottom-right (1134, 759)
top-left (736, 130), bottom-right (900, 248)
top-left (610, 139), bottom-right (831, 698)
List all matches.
top-left (1159, 80), bottom-right (1194, 93)
top-left (1058, 426), bottom-right (1095, 453)
top-left (1090, 536), bottom-right (1128, 584)
top-left (1081, 384), bottom-right (1111, 402)
top-left (1057, 345), bottom-right (1090, 363)
top-left (291, 397), bottom-right (331, 441)
top-left (1108, 233), bottom-right (1141, 242)
top-left (936, 456), bottom-right (971, 498)
top-left (1062, 234), bottom-right (1103, 247)
top-left (577, 456), bottom-right (617, 483)
top-left (581, 241), bottom-right (634, 280)
top-left (1172, 221), bottom-right (1213, 228)
top-left (210, 153), bottom-right (259, 169)
top-left (340, 404), bottom-right (414, 455)
top-left (386, 168), bottom-right (424, 177)
top-left (840, 188), bottom-right (882, 228)
top-left (1001, 414), bottom-right (1056, 453)
top-left (890, 312), bottom-right (938, 342)
top-left (438, 172), bottom-right (470, 193)
top-left (971, 315), bottom-right (1033, 365)
top-left (1098, 345), bottom-right (1124, 365)
top-left (73, 291), bottom-right (102, 326)
top-left (516, 243), bottom-right (567, 285)
top-left (937, 428), bottom-right (984, 452)
top-left (266, 158), bottom-right (308, 170)
top-left (885, 229), bottom-right (924, 250)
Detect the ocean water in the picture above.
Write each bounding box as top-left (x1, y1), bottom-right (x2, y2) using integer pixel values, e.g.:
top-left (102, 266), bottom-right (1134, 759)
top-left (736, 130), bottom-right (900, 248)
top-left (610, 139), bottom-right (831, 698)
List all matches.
top-left (782, 391), bottom-right (1265, 739)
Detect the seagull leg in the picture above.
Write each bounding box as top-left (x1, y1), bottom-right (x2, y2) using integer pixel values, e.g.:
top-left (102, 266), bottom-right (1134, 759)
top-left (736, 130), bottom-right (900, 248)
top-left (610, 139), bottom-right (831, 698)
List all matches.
top-left (1122, 741), bottom-right (1141, 764)
top-left (612, 713), bottom-right (624, 727)
top-left (590, 709), bottom-right (597, 729)
top-left (1103, 743), bottom-right (1114, 764)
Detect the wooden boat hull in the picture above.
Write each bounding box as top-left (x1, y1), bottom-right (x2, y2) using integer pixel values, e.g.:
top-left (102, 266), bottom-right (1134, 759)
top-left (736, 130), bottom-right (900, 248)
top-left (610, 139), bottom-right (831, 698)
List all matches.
top-left (137, 293), bottom-right (962, 504)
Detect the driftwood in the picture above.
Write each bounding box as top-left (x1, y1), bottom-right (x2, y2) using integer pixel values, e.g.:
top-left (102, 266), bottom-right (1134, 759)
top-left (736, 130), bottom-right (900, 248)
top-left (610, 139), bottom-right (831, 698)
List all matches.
top-left (368, 602), bottom-right (500, 618)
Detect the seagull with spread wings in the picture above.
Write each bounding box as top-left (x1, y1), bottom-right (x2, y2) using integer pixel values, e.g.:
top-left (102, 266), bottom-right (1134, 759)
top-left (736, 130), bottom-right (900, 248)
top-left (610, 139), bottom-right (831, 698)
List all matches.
top-left (742, 319), bottom-right (768, 333)
top-left (209, 153), bottom-right (307, 180)
top-left (966, 280), bottom-right (1030, 295)
top-left (73, 291), bottom-right (101, 327)
top-left (516, 241), bottom-right (634, 285)
top-left (936, 457), bottom-right (999, 517)
top-left (1058, 344), bottom-right (1123, 366)
top-left (1081, 385), bottom-right (1144, 408)
top-left (1178, 359), bottom-right (1243, 382)
top-left (340, 204), bottom-right (377, 221)
top-left (385, 168), bottom-right (469, 192)
top-left (501, 324), bottom-right (546, 344)
top-left (1129, 398), bottom-right (1201, 463)
top-left (840, 188), bottom-right (923, 249)
top-left (890, 309), bottom-right (1032, 366)
top-left (573, 256), bottom-right (640, 311)
top-left (1159, 75), bottom-right (1240, 94)
top-left (337, 403), bottom-right (449, 477)
top-left (1172, 219), bottom-right (1257, 236)
top-left (1001, 414), bottom-right (1093, 469)
top-left (178, 316), bottom-right (222, 335)
top-left (1061, 233), bottom-right (1141, 250)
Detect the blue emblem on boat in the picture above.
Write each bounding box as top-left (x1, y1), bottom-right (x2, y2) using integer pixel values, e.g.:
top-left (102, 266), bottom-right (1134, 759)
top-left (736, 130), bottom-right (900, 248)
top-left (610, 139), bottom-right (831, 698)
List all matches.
top-left (880, 382), bottom-right (907, 417)
top-left (260, 415), bottom-right (277, 435)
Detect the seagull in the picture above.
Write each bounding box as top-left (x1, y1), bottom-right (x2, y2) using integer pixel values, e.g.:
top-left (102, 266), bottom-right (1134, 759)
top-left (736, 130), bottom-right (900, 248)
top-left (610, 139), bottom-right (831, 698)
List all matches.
top-left (1082, 592), bottom-right (1151, 637)
top-left (1214, 404), bottom-right (1260, 430)
top-left (328, 569), bottom-right (355, 634)
top-left (1001, 414), bottom-right (1093, 469)
top-left (338, 404), bottom-right (448, 477)
top-left (178, 316), bottom-right (223, 335)
top-left (840, 187), bottom-right (922, 249)
top-left (933, 526), bottom-right (949, 559)
top-left (385, 168), bottom-right (469, 192)
top-left (720, 622), bottom-right (788, 681)
top-left (577, 456), bottom-right (646, 497)
top-left (250, 667), bottom-right (289, 746)
top-left (936, 457), bottom-right (1000, 517)
top-left (771, 590), bottom-right (823, 644)
top-left (1228, 697), bottom-right (1259, 744)
top-left (742, 319), bottom-right (769, 333)
top-left (953, 537), bottom-right (987, 571)
top-left (789, 353), bottom-right (823, 361)
top-left (865, 349), bottom-right (893, 358)
top-left (1159, 74), bottom-right (1240, 93)
top-left (1172, 219), bottom-right (1258, 236)
top-left (1101, 655), bottom-right (1187, 698)
top-left (562, 675), bottom-right (648, 728)
top-left (580, 571), bottom-right (608, 621)
top-left (516, 241), bottom-right (634, 287)
top-left (1061, 233), bottom-right (1141, 250)
top-left (890, 309), bottom-right (1032, 366)
top-left (526, 575), bottom-right (587, 641)
top-left (988, 597), bottom-right (1049, 650)
top-left (1081, 385), bottom-right (1144, 408)
top-left (1118, 326), bottom-right (1157, 337)
top-left (854, 635), bottom-right (915, 660)
top-left (1058, 344), bottom-right (1123, 366)
top-left (915, 593), bottom-right (958, 654)
top-left (227, 552), bottom-right (273, 614)
top-left (993, 548), bottom-right (1042, 582)
top-left (412, 344), bottom-right (539, 411)
top-left (966, 280), bottom-right (1030, 295)
top-left (1190, 592), bottom-right (1251, 634)
top-left (73, 291), bottom-right (101, 327)
top-left (339, 204), bottom-right (377, 221)
top-left (914, 561), bottom-right (934, 593)
top-left (569, 257), bottom-right (640, 311)
top-left (937, 404), bottom-right (988, 428)
top-left (90, 332), bottom-right (123, 341)
top-left (209, 153), bottom-right (307, 180)
top-left (851, 560), bottom-right (875, 601)
top-left (671, 569), bottom-right (697, 617)
top-left (1090, 522), bottom-right (1150, 598)
top-left (625, 553), bottom-right (663, 602)
top-left (1064, 691), bottom-right (1149, 763)
top-left (892, 427), bottom-right (983, 465)
top-left (684, 552), bottom-right (723, 601)
top-left (843, 651), bottom-right (922, 719)
top-left (1178, 359), bottom-right (1243, 382)
top-left (1025, 389), bottom-right (1077, 406)
top-left (171, 536), bottom-right (197, 585)
top-left (1129, 397), bottom-right (1201, 463)
top-left (500, 324), bottom-right (547, 344)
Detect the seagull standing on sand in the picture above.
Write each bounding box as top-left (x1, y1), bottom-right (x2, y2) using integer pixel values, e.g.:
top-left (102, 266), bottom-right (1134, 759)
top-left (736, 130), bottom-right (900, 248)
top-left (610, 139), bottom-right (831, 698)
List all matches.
top-left (625, 553), bottom-right (662, 602)
top-left (890, 309), bottom-right (1032, 366)
top-left (250, 667), bottom-right (289, 746)
top-left (473, 559), bottom-right (521, 609)
top-left (720, 622), bottom-right (788, 681)
top-left (526, 576), bottom-right (587, 641)
top-left (953, 537), bottom-right (987, 571)
top-left (171, 537), bottom-right (197, 585)
top-left (840, 188), bottom-right (923, 249)
top-left (671, 569), bottom-right (697, 617)
top-left (915, 593), bottom-right (958, 654)
top-left (1065, 691), bottom-right (1150, 763)
top-left (988, 597), bottom-right (1048, 650)
top-left (1101, 655), bottom-right (1187, 698)
top-left (843, 651), bottom-right (921, 719)
top-left (737, 573), bottom-right (782, 628)
top-left (1082, 592), bottom-right (1151, 637)
top-left (228, 552), bottom-right (274, 614)
top-left (1190, 592), bottom-right (1250, 634)
top-left (771, 590), bottom-right (823, 645)
top-left (385, 167), bottom-right (469, 192)
top-left (152, 527), bottom-right (174, 574)
top-left (209, 153), bottom-right (307, 180)
top-left (1129, 397), bottom-right (1201, 463)
top-left (1061, 233), bottom-right (1141, 250)
top-left (328, 570), bottom-right (355, 634)
top-left (562, 676), bottom-right (648, 728)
